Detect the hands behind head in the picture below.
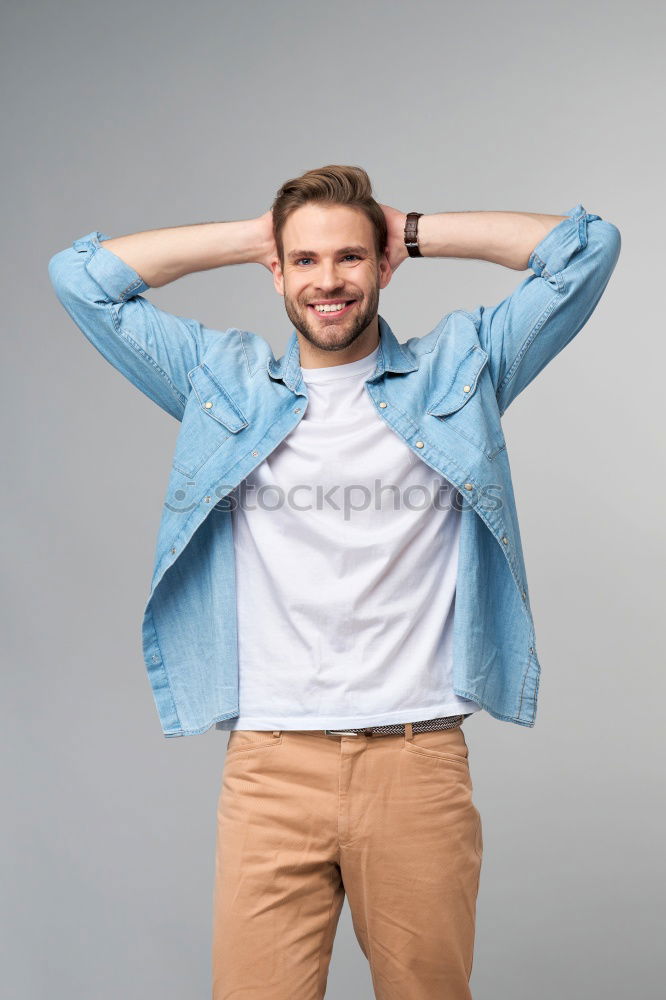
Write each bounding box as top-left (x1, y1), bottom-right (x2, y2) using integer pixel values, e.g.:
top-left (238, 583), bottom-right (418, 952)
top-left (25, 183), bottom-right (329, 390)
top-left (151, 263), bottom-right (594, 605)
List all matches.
top-left (254, 204), bottom-right (409, 276)
top-left (255, 209), bottom-right (279, 272)
top-left (378, 203), bottom-right (409, 274)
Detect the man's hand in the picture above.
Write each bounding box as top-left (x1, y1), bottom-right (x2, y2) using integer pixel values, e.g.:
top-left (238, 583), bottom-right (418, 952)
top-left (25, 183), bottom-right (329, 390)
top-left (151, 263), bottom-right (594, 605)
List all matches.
top-left (378, 203), bottom-right (409, 274)
top-left (255, 209), bottom-right (279, 272)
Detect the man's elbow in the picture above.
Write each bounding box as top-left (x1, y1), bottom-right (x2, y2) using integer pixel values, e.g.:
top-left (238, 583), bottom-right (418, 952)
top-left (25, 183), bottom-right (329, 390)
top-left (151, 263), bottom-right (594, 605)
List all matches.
top-left (590, 219), bottom-right (622, 282)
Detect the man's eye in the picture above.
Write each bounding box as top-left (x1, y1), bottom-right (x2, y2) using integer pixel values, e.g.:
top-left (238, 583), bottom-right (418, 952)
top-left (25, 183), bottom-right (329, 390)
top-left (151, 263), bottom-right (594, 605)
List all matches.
top-left (295, 255), bottom-right (361, 265)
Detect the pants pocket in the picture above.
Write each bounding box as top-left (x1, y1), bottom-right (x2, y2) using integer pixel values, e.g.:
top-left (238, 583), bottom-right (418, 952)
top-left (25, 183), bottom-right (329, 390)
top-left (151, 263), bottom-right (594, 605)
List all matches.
top-left (225, 730), bottom-right (283, 755)
top-left (403, 723), bottom-right (469, 764)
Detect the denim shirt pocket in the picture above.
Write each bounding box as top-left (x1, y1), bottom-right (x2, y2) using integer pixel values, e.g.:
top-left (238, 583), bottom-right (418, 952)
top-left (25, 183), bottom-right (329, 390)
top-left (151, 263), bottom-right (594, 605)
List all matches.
top-left (172, 363), bottom-right (250, 479)
top-left (426, 345), bottom-right (506, 461)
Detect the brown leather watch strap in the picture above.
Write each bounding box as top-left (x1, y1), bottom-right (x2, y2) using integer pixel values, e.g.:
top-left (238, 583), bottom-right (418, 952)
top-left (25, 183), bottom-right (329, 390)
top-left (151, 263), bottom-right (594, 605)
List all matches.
top-left (404, 212), bottom-right (423, 258)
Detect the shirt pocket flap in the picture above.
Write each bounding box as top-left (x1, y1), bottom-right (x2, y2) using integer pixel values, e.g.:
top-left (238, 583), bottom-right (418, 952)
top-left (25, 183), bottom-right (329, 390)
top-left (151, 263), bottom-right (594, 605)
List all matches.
top-left (188, 363), bottom-right (249, 433)
top-left (427, 345), bottom-right (489, 417)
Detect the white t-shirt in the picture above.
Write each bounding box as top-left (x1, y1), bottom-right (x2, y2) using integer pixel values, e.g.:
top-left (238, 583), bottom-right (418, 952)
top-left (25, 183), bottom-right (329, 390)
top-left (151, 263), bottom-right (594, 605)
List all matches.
top-left (217, 343), bottom-right (480, 730)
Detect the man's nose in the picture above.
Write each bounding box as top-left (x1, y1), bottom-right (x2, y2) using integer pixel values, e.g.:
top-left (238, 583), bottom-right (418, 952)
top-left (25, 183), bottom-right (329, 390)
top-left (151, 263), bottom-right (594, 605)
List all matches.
top-left (316, 260), bottom-right (344, 289)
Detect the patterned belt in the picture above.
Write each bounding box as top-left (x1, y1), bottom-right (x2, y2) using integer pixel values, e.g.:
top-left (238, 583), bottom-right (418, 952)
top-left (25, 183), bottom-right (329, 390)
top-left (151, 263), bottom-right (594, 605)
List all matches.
top-left (324, 714), bottom-right (471, 737)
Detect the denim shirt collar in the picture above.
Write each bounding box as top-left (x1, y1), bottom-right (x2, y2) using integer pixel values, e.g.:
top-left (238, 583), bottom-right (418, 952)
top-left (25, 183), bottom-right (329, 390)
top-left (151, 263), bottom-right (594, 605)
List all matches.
top-left (266, 313), bottom-right (418, 392)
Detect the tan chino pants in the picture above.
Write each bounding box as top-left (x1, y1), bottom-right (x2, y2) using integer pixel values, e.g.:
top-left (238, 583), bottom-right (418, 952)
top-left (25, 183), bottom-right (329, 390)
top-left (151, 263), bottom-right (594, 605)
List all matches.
top-left (212, 721), bottom-right (483, 999)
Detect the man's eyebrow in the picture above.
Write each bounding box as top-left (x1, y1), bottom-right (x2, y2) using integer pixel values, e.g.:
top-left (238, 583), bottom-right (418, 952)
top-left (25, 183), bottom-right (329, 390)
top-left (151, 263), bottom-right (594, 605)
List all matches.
top-left (286, 245), bottom-right (370, 261)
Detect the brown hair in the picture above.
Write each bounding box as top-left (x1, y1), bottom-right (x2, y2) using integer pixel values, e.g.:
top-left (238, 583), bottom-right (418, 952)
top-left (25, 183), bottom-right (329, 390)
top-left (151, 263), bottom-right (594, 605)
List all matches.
top-left (271, 164), bottom-right (387, 268)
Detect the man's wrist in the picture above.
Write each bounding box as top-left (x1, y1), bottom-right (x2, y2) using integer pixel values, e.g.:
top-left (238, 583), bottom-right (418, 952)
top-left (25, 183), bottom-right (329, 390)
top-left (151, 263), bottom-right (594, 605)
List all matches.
top-left (231, 217), bottom-right (268, 267)
top-left (403, 212), bottom-right (423, 258)
top-left (412, 213), bottom-right (435, 257)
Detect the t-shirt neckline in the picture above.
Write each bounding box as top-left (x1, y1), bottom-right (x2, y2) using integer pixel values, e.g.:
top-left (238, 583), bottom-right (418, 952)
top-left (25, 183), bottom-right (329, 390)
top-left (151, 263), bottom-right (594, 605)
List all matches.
top-left (301, 344), bottom-right (380, 384)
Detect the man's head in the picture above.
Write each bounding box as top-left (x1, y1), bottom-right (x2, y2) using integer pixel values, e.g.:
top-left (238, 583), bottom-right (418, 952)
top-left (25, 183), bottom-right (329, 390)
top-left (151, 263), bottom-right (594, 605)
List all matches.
top-left (269, 165), bottom-right (392, 362)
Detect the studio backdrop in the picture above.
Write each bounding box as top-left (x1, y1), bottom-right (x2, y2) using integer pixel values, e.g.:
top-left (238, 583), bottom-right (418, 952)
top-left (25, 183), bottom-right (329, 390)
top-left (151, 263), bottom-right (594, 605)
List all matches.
top-left (2, 1), bottom-right (663, 998)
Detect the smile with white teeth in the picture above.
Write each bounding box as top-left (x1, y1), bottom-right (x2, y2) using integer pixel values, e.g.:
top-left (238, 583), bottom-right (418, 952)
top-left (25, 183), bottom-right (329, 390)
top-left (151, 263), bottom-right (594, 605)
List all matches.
top-left (310, 301), bottom-right (355, 313)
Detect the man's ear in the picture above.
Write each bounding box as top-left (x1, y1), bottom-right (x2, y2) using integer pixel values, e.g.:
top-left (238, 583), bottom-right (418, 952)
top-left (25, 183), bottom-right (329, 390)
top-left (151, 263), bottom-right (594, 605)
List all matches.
top-left (271, 259), bottom-right (285, 296)
top-left (379, 249), bottom-right (393, 290)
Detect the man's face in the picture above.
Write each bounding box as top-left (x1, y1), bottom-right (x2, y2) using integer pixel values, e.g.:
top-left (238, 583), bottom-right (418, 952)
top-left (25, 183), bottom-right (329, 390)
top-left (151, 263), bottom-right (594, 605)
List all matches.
top-left (272, 203), bottom-right (392, 354)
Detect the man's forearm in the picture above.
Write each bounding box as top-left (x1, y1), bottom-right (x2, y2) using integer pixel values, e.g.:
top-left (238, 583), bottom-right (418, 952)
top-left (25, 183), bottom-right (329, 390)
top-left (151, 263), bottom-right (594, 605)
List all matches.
top-left (100, 217), bottom-right (273, 288)
top-left (417, 211), bottom-right (569, 271)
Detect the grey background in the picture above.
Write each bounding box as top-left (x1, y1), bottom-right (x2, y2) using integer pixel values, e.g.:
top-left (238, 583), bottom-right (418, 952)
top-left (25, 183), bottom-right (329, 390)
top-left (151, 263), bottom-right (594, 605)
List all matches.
top-left (2, 0), bottom-right (663, 997)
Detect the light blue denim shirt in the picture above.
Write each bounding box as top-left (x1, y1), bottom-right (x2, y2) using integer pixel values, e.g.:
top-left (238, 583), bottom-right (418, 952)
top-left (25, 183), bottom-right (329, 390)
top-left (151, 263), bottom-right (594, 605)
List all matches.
top-left (48, 204), bottom-right (621, 737)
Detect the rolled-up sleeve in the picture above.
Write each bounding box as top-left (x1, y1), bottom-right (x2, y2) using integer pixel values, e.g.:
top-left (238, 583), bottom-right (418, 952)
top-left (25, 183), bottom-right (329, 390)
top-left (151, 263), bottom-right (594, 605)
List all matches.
top-left (473, 204), bottom-right (622, 416)
top-left (48, 231), bottom-right (209, 420)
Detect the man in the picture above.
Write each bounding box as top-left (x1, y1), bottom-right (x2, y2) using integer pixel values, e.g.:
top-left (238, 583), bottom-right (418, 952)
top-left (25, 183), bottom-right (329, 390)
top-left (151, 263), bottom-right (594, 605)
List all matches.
top-left (48, 164), bottom-right (621, 999)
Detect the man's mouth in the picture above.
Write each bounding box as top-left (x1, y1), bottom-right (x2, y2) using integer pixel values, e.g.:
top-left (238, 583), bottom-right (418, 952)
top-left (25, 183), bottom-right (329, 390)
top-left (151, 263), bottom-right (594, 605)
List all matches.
top-left (307, 299), bottom-right (357, 317)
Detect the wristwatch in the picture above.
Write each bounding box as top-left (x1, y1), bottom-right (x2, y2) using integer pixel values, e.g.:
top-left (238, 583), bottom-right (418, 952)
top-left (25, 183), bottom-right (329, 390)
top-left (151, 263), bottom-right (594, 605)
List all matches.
top-left (404, 212), bottom-right (423, 258)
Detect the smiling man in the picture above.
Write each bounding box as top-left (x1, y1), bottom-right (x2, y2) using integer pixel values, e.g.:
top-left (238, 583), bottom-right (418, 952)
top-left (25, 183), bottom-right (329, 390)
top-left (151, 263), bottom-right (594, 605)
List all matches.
top-left (276, 200), bottom-right (390, 363)
top-left (48, 165), bottom-right (621, 999)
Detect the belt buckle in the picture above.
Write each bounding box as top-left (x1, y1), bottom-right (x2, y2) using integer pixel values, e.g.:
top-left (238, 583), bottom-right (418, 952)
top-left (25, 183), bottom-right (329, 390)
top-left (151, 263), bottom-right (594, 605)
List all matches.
top-left (325, 729), bottom-right (362, 737)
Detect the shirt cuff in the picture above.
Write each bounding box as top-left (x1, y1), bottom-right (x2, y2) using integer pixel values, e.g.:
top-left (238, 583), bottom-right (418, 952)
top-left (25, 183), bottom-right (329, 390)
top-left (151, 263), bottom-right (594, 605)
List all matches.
top-left (527, 203), bottom-right (602, 278)
top-left (72, 230), bottom-right (151, 302)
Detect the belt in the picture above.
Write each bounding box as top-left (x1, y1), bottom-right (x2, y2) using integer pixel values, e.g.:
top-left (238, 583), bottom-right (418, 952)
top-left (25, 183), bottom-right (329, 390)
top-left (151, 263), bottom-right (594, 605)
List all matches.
top-left (324, 714), bottom-right (471, 738)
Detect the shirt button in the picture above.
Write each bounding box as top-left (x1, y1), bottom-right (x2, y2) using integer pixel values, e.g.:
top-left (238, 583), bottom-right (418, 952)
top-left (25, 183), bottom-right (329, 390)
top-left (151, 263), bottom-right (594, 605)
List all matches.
top-left (415, 440), bottom-right (424, 448)
top-left (252, 450), bottom-right (259, 457)
top-left (379, 401), bottom-right (388, 408)
top-left (204, 401), bottom-right (213, 409)
top-left (463, 482), bottom-right (474, 490)
top-left (502, 536), bottom-right (509, 544)
top-left (204, 495), bottom-right (212, 503)
top-left (171, 547), bottom-right (176, 554)
top-left (152, 654), bottom-right (159, 663)
top-left (463, 385), bottom-right (471, 392)
top-left (522, 589), bottom-right (527, 599)
top-left (294, 407), bottom-right (301, 413)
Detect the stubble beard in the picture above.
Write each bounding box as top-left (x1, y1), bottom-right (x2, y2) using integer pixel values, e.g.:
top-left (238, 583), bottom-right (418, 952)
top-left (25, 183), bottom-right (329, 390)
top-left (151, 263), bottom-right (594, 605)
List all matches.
top-left (284, 282), bottom-right (380, 354)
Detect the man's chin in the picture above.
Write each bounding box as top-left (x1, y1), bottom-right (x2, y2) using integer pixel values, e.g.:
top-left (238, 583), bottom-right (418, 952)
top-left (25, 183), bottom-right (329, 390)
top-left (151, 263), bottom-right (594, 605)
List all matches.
top-left (284, 298), bottom-right (377, 352)
top-left (300, 324), bottom-right (362, 352)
